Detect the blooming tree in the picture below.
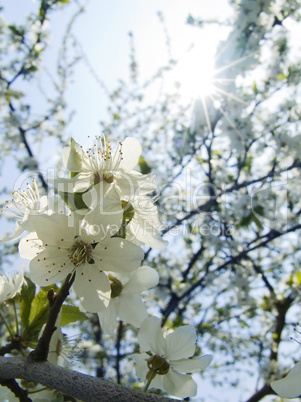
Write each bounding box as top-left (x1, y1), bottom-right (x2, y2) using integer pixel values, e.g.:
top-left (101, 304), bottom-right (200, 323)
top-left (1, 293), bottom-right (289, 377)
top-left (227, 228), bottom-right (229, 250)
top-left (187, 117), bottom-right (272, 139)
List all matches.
top-left (1, 0), bottom-right (301, 401)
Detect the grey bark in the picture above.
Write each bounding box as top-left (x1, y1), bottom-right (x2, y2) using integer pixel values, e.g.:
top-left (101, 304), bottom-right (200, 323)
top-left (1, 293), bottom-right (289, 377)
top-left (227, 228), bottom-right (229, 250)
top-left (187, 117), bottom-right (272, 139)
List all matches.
top-left (0, 357), bottom-right (173, 402)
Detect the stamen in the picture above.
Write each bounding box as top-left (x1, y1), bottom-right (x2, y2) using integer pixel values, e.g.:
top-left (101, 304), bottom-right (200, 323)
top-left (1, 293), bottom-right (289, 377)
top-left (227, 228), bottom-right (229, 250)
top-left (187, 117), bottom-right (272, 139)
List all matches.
top-left (68, 239), bottom-right (93, 267)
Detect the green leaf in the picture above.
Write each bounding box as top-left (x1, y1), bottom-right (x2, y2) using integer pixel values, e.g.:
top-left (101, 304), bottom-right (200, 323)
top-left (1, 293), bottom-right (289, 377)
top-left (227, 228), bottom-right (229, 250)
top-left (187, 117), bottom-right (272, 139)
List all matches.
top-left (138, 155), bottom-right (151, 174)
top-left (62, 137), bottom-right (83, 173)
top-left (61, 305), bottom-right (87, 326)
top-left (70, 171), bottom-right (80, 178)
top-left (73, 191), bottom-right (88, 210)
top-left (8, 25), bottom-right (25, 39)
top-left (252, 81), bottom-right (258, 95)
top-left (19, 277), bottom-right (36, 329)
top-left (24, 284), bottom-right (58, 346)
top-left (28, 288), bottom-right (49, 326)
top-left (5, 89), bottom-right (24, 102)
top-left (276, 73), bottom-right (287, 81)
top-left (296, 271), bottom-right (301, 286)
top-left (59, 190), bottom-right (87, 211)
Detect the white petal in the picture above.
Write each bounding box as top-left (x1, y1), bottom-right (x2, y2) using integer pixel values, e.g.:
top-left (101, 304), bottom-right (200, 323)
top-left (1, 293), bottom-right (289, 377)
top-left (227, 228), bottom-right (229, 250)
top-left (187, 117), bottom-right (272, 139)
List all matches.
top-left (0, 224), bottom-right (25, 243)
top-left (73, 266), bottom-right (111, 313)
top-left (30, 214), bottom-right (76, 244)
top-left (123, 266), bottom-right (159, 294)
top-left (171, 354), bottom-right (213, 374)
top-left (118, 293), bottom-right (147, 327)
top-left (271, 362), bottom-right (301, 398)
top-left (163, 370), bottom-right (197, 398)
top-left (165, 325), bottom-right (197, 360)
top-left (98, 299), bottom-right (119, 335)
top-left (0, 272), bottom-right (24, 304)
top-left (115, 171), bottom-right (153, 199)
top-left (93, 238), bottom-right (144, 273)
top-left (132, 353), bottom-right (149, 380)
top-left (138, 316), bottom-right (166, 355)
top-left (29, 250), bottom-right (73, 286)
top-left (132, 353), bottom-right (164, 391)
top-left (82, 182), bottom-right (121, 215)
top-left (127, 217), bottom-right (168, 250)
top-left (82, 206), bottom-right (122, 242)
top-left (19, 232), bottom-right (42, 259)
top-left (118, 137), bottom-right (142, 172)
top-left (54, 174), bottom-right (92, 194)
top-left (48, 310), bottom-right (63, 365)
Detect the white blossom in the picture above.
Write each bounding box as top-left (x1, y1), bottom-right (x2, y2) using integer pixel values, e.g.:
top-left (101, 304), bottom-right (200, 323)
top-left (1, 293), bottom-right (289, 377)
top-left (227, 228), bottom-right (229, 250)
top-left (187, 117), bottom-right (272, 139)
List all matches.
top-left (97, 266), bottom-right (159, 335)
top-left (19, 212), bottom-right (144, 313)
top-left (0, 272), bottom-right (23, 304)
top-left (58, 136), bottom-right (148, 198)
top-left (1, 180), bottom-right (48, 242)
top-left (82, 182), bottom-right (168, 250)
top-left (133, 316), bottom-right (212, 398)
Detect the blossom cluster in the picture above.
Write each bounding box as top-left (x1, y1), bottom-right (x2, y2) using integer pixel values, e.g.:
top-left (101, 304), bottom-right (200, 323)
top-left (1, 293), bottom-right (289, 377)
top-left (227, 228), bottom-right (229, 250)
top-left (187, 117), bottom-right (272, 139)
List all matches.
top-left (1, 136), bottom-right (212, 398)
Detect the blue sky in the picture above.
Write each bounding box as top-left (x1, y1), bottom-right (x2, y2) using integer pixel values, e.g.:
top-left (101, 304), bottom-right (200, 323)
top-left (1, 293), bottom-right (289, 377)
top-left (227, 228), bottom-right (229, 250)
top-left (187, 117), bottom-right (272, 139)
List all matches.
top-left (3, 0), bottom-right (233, 144)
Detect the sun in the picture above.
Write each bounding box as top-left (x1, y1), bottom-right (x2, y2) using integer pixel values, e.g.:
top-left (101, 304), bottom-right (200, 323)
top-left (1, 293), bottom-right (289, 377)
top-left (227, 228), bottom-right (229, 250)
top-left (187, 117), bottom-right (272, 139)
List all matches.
top-left (168, 41), bottom-right (256, 140)
top-left (175, 45), bottom-right (217, 100)
top-left (195, 59), bottom-right (216, 98)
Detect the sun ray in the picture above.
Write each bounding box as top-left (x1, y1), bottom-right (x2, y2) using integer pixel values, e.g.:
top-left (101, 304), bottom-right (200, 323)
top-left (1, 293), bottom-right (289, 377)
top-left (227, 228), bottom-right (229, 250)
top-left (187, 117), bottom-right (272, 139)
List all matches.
top-left (201, 96), bottom-right (213, 134)
top-left (213, 85), bottom-right (248, 105)
top-left (208, 93), bottom-right (246, 143)
top-left (213, 51), bottom-right (258, 77)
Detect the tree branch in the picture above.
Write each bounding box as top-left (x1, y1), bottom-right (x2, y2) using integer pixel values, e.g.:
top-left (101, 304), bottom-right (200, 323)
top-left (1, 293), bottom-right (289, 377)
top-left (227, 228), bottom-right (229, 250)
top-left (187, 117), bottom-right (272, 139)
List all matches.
top-left (28, 272), bottom-right (75, 362)
top-left (0, 357), bottom-right (173, 402)
top-left (245, 384), bottom-right (276, 402)
top-left (0, 378), bottom-right (32, 402)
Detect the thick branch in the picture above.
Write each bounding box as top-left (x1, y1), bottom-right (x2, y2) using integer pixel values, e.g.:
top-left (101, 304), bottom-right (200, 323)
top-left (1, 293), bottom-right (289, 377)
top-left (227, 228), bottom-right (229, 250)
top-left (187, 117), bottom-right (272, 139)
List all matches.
top-left (0, 357), bottom-right (172, 402)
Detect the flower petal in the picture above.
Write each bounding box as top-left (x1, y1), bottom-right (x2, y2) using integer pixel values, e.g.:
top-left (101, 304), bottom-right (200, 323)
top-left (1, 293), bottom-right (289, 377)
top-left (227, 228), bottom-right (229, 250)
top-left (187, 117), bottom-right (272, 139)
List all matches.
top-left (163, 369), bottom-right (197, 398)
top-left (171, 354), bottom-right (213, 374)
top-left (118, 293), bottom-right (147, 328)
top-left (271, 362), bottom-right (301, 398)
top-left (19, 232), bottom-right (43, 259)
top-left (29, 214), bottom-right (76, 244)
top-left (81, 208), bottom-right (122, 242)
top-left (123, 266), bottom-right (159, 294)
top-left (98, 299), bottom-right (119, 335)
top-left (94, 238), bottom-right (144, 273)
top-left (128, 217), bottom-right (168, 250)
top-left (118, 137), bottom-right (142, 172)
top-left (132, 353), bottom-right (150, 381)
top-left (73, 266), bottom-right (111, 313)
top-left (29, 250), bottom-right (73, 286)
top-left (132, 353), bottom-right (164, 391)
top-left (138, 316), bottom-right (166, 355)
top-left (165, 325), bottom-right (197, 360)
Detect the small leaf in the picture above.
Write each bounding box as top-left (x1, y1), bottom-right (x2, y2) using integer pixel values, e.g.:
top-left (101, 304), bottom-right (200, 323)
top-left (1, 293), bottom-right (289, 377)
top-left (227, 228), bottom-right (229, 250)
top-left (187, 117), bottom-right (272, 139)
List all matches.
top-left (138, 155), bottom-right (151, 174)
top-left (24, 284), bottom-right (58, 345)
top-left (61, 305), bottom-right (87, 326)
top-left (19, 277), bottom-right (36, 329)
top-left (252, 81), bottom-right (258, 95)
top-left (296, 271), bottom-right (301, 286)
top-left (277, 73), bottom-right (287, 81)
